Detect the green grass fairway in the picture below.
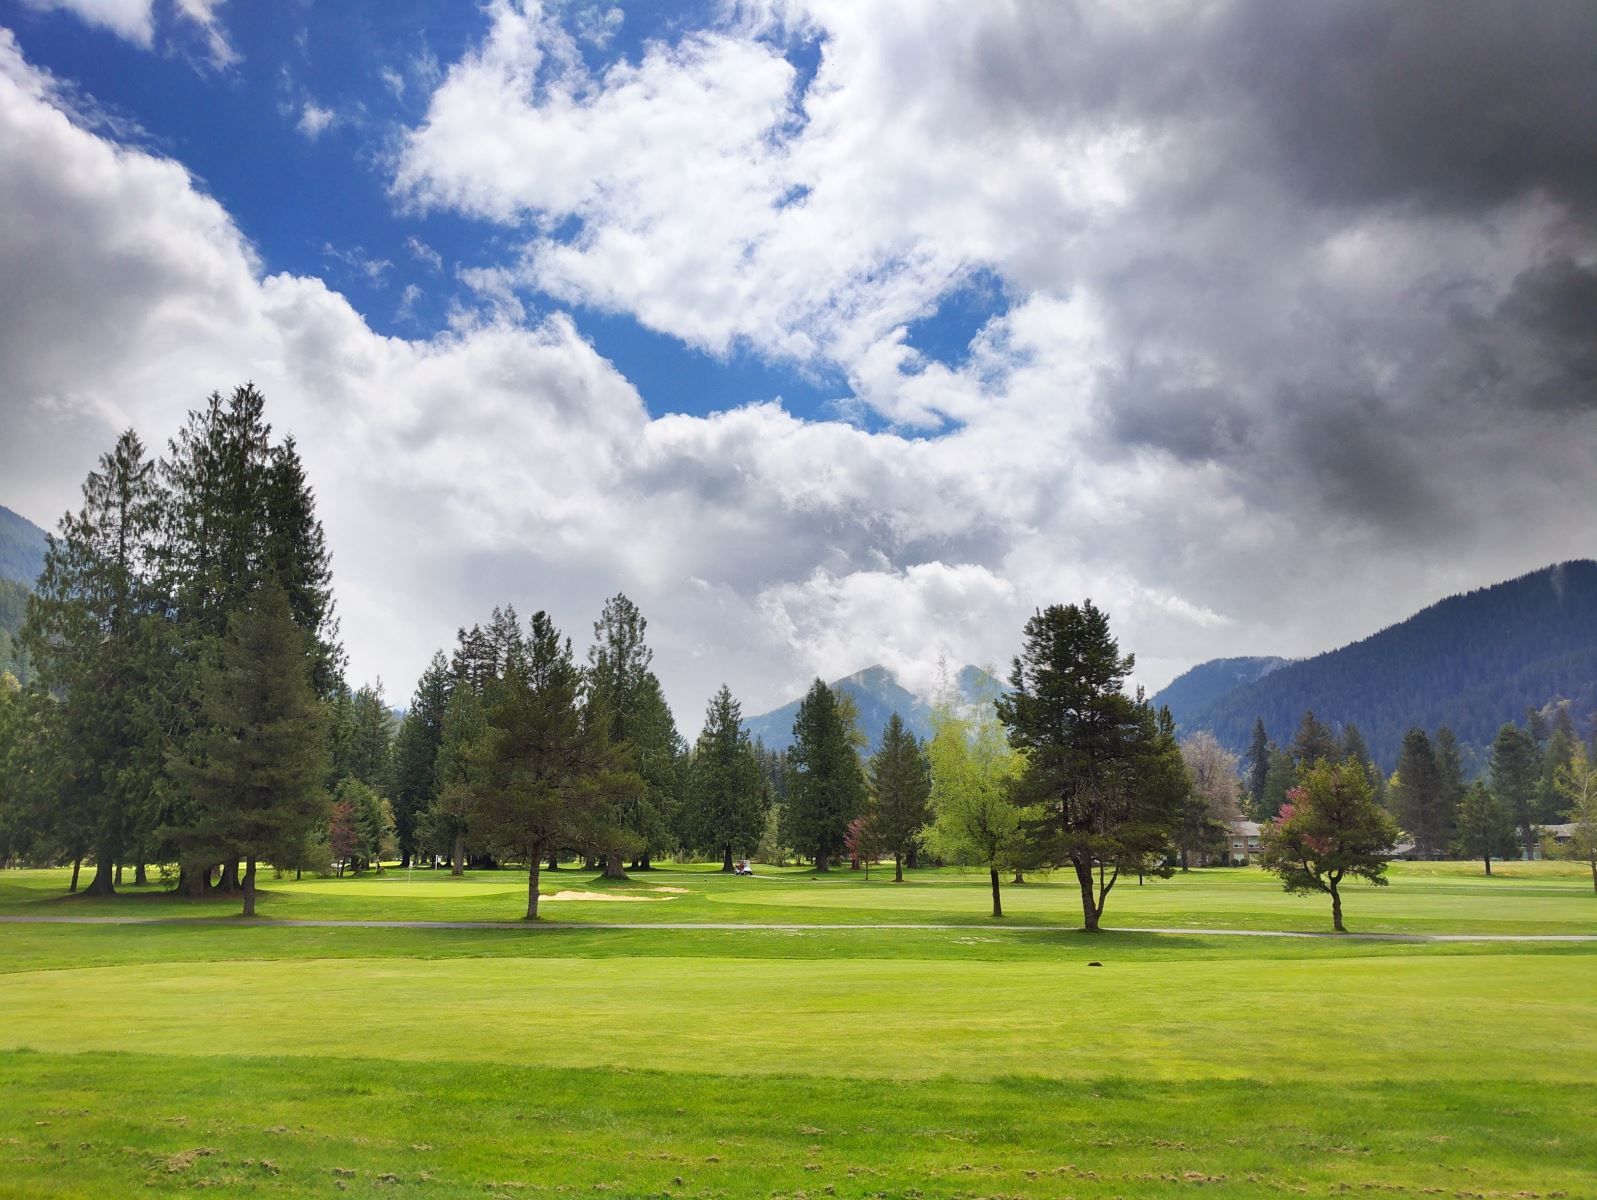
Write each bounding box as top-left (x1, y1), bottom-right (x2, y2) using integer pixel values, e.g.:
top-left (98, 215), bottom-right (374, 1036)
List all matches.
top-left (3, 858), bottom-right (1594, 933)
top-left (1, 864), bottom-right (1593, 1196)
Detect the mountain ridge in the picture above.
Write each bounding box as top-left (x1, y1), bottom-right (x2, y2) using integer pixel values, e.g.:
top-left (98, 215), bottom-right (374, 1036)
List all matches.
top-left (1169, 561), bottom-right (1597, 768)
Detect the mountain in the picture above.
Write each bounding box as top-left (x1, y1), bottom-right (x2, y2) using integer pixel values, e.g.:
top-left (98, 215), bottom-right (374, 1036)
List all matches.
top-left (0, 506), bottom-right (48, 683)
top-left (0, 505), bottom-right (48, 587)
top-left (742, 664), bottom-right (1004, 754)
top-left (1151, 656), bottom-right (1291, 729)
top-left (1181, 561), bottom-right (1597, 768)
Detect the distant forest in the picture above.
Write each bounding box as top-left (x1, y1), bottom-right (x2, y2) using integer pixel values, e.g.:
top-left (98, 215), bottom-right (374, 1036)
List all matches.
top-left (1163, 563), bottom-right (1597, 770)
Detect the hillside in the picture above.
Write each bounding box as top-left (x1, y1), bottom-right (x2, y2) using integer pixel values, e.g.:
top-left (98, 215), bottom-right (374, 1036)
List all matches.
top-left (743, 664), bottom-right (1003, 754)
top-left (1151, 656), bottom-right (1290, 730)
top-left (1183, 561), bottom-right (1597, 768)
top-left (0, 505), bottom-right (48, 586)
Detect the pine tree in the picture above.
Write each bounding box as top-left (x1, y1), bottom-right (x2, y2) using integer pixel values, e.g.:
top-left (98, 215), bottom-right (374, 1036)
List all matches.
top-left (22, 430), bottom-right (167, 895)
top-left (868, 713), bottom-right (932, 883)
top-left (471, 611), bottom-right (608, 919)
top-left (787, 679), bottom-right (866, 871)
top-left (587, 594), bottom-right (679, 874)
top-left (347, 681), bottom-right (394, 793)
top-left (1490, 723), bottom-right (1541, 860)
top-left (1244, 718), bottom-right (1270, 812)
top-left (165, 584), bottom-right (329, 916)
top-left (1391, 728), bottom-right (1451, 858)
top-left (1454, 780), bottom-right (1517, 876)
top-left (997, 601), bottom-right (1188, 931)
top-left (682, 685), bottom-right (765, 871)
top-left (429, 684), bottom-right (487, 874)
top-left (1290, 711), bottom-right (1339, 768)
top-left (391, 651), bottom-right (449, 866)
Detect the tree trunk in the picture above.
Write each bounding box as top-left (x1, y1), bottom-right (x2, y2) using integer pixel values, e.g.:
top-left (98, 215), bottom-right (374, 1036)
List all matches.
top-left (602, 853), bottom-right (627, 879)
top-left (1330, 883), bottom-right (1345, 932)
top-left (69, 857), bottom-right (81, 893)
top-left (134, 862), bottom-right (147, 886)
top-left (1589, 855), bottom-right (1596, 894)
top-left (219, 859), bottom-right (240, 892)
top-left (547, 851), bottom-right (560, 871)
top-left (851, 852), bottom-right (860, 870)
top-left (906, 845), bottom-right (920, 869)
top-left (1483, 854), bottom-right (1492, 877)
top-left (638, 853), bottom-right (653, 871)
top-left (1012, 869), bottom-right (1026, 885)
top-left (989, 867), bottom-right (1003, 918)
top-left (451, 834), bottom-right (465, 877)
top-left (894, 852), bottom-right (903, 883)
top-left (295, 867), bottom-right (302, 881)
top-left (86, 857), bottom-right (117, 896)
top-left (526, 857), bottom-right (542, 920)
top-left (1073, 858), bottom-right (1100, 931)
top-left (814, 852), bottom-right (829, 872)
top-left (114, 863), bottom-right (123, 886)
top-left (721, 844), bottom-right (734, 873)
top-left (241, 856), bottom-right (257, 917)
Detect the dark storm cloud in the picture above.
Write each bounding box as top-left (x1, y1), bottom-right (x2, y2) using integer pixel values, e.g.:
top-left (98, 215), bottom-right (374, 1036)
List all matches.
top-left (1216, 0), bottom-right (1597, 215)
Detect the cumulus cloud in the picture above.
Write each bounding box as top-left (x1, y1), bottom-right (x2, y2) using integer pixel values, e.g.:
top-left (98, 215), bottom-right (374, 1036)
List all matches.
top-left (17, 0), bottom-right (155, 46)
top-left (3, 5), bottom-right (1597, 728)
top-left (296, 100), bottom-right (336, 139)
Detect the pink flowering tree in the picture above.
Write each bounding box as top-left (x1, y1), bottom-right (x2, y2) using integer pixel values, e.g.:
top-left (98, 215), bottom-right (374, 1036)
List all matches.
top-left (1259, 758), bottom-right (1398, 931)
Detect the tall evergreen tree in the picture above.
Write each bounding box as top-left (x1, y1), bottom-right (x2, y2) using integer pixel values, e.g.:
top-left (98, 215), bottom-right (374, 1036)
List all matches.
top-left (391, 651), bottom-right (450, 866)
top-left (868, 713), bottom-right (932, 883)
top-left (587, 594), bottom-right (679, 874)
top-left (22, 430), bottom-right (167, 895)
top-left (1454, 780), bottom-right (1517, 876)
top-left (1244, 718), bottom-right (1270, 812)
top-left (429, 684), bottom-right (487, 875)
top-left (165, 584), bottom-right (329, 916)
top-left (786, 679), bottom-right (866, 871)
top-left (1390, 728), bottom-right (1451, 858)
top-left (1290, 711), bottom-right (1339, 768)
top-left (682, 685), bottom-right (765, 871)
top-left (997, 601), bottom-right (1188, 931)
top-left (1490, 723), bottom-right (1541, 860)
top-left (471, 611), bottom-right (610, 918)
top-left (346, 681), bottom-right (394, 793)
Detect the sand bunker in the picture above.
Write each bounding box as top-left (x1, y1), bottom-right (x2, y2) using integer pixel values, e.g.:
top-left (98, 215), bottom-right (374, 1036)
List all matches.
top-left (544, 890), bottom-right (672, 903)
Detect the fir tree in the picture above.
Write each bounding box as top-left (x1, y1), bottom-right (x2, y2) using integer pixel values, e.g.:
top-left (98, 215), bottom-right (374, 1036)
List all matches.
top-left (1490, 723), bottom-right (1541, 860)
top-left (391, 651), bottom-right (449, 866)
top-left (22, 430), bottom-right (167, 895)
top-left (1244, 718), bottom-right (1270, 812)
top-left (165, 584), bottom-right (329, 916)
top-left (1290, 710), bottom-right (1339, 768)
top-left (787, 679), bottom-right (866, 871)
top-left (868, 713), bottom-right (932, 883)
top-left (682, 685), bottom-right (765, 871)
top-left (1454, 780), bottom-right (1517, 876)
top-left (1391, 728), bottom-right (1451, 858)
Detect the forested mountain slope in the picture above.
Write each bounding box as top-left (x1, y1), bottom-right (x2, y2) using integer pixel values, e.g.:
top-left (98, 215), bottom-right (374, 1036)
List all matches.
top-left (1184, 561), bottom-right (1597, 767)
top-left (0, 505), bottom-right (48, 586)
top-left (1151, 656), bottom-right (1290, 730)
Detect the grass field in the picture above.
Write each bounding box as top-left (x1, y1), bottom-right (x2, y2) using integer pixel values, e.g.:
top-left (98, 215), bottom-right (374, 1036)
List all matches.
top-left (1, 862), bottom-right (1593, 1197)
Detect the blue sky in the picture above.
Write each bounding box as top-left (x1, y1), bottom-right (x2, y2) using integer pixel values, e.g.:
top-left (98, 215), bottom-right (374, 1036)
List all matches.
top-left (0, 0), bottom-right (1592, 721)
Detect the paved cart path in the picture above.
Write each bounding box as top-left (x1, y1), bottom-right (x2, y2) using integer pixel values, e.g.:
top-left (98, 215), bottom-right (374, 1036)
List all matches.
top-left (2, 913), bottom-right (1594, 941)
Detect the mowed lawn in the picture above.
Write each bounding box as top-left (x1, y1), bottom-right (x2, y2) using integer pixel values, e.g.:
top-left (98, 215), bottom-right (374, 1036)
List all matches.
top-left (2, 857), bottom-right (1594, 932)
top-left (1, 865), bottom-right (1594, 1197)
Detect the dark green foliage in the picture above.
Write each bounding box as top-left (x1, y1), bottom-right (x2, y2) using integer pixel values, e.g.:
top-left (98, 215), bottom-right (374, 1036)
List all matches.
top-left (1454, 781), bottom-right (1517, 874)
top-left (390, 652), bottom-right (449, 864)
top-left (997, 601), bottom-right (1189, 931)
top-left (1391, 728), bottom-right (1453, 858)
top-left (1250, 745), bottom-right (1298, 822)
top-left (1259, 758), bottom-right (1400, 931)
top-left (1489, 723), bottom-right (1541, 860)
top-left (470, 610), bottom-right (613, 918)
top-left (0, 504), bottom-right (48, 586)
top-left (0, 577), bottom-right (34, 684)
top-left (1244, 718), bottom-right (1270, 812)
top-left (425, 684), bottom-right (488, 874)
top-left (1539, 707), bottom-right (1577, 821)
top-left (681, 685), bottom-right (765, 871)
top-left (588, 594), bottom-right (681, 870)
top-left (786, 679), bottom-right (867, 870)
top-left (867, 713), bottom-right (931, 882)
top-left (165, 584), bottom-right (330, 916)
top-left (21, 430), bottom-right (169, 894)
top-left (1152, 656), bottom-right (1289, 730)
top-left (1290, 710), bottom-right (1339, 768)
top-left (1179, 561), bottom-right (1597, 767)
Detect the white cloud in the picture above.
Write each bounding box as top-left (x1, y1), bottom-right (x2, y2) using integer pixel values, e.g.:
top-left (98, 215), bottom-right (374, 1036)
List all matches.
top-left (4, 11), bottom-right (1597, 732)
top-left (297, 101), bottom-right (336, 139)
top-left (171, 0), bottom-right (237, 67)
top-left (18, 0), bottom-right (154, 45)
top-left (405, 235), bottom-right (443, 272)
